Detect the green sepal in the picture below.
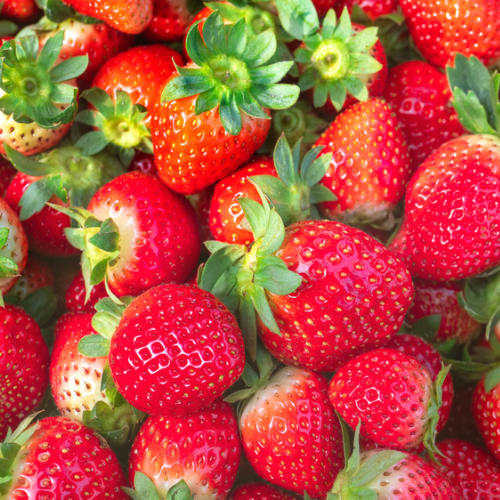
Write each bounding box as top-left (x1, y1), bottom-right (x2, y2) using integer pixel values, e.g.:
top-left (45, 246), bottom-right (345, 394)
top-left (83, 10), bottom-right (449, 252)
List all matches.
top-left (0, 228), bottom-right (18, 279)
top-left (167, 480), bottom-right (193, 500)
top-left (274, 0), bottom-right (319, 40)
top-left (92, 296), bottom-right (131, 340)
top-left (4, 286), bottom-right (57, 326)
top-left (78, 334), bottom-right (110, 357)
top-left (122, 472), bottom-right (161, 500)
top-left (408, 314), bottom-right (442, 342)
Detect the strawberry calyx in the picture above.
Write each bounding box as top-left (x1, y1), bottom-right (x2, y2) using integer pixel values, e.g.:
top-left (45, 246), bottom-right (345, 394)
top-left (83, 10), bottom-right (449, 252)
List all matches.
top-left (5, 142), bottom-right (125, 221)
top-left (295, 8), bottom-right (382, 110)
top-left (0, 32), bottom-right (88, 128)
top-left (75, 88), bottom-right (152, 167)
top-left (162, 10), bottom-right (300, 136)
top-left (0, 228), bottom-right (19, 281)
top-left (199, 186), bottom-right (301, 359)
top-left (328, 418), bottom-right (407, 499)
top-left (252, 133), bottom-right (335, 224)
top-left (36, 0), bottom-right (102, 25)
top-left (123, 473), bottom-right (193, 500)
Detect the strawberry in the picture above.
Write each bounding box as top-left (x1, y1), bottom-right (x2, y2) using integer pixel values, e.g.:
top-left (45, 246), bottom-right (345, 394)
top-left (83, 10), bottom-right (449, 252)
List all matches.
top-left (334, 0), bottom-right (398, 20)
top-left (400, 55), bottom-right (500, 281)
top-left (0, 304), bottom-right (49, 440)
top-left (238, 364), bottom-right (344, 498)
top-left (61, 0), bottom-right (153, 34)
top-left (188, 185), bottom-right (214, 246)
top-left (143, 0), bottom-right (195, 42)
top-left (315, 98), bottom-right (411, 227)
top-left (295, 9), bottom-right (388, 113)
top-left (152, 11), bottom-right (299, 195)
top-left (228, 484), bottom-right (298, 499)
top-left (0, 415), bottom-right (127, 498)
top-left (0, 32), bottom-right (88, 156)
top-left (432, 439), bottom-right (500, 499)
top-left (5, 143), bottom-right (125, 257)
top-left (0, 197), bottom-right (28, 297)
top-left (399, 0), bottom-right (500, 68)
top-left (7, 254), bottom-right (53, 301)
top-left (406, 279), bottom-right (483, 344)
top-left (1, 0), bottom-right (40, 23)
top-left (384, 60), bottom-right (465, 171)
top-left (330, 348), bottom-right (448, 456)
top-left (65, 271), bottom-right (107, 313)
top-left (127, 400), bottom-right (241, 498)
top-left (0, 156), bottom-right (16, 198)
top-left (56, 171), bottom-right (201, 298)
top-left (473, 377), bottom-right (500, 462)
top-left (50, 311), bottom-right (143, 445)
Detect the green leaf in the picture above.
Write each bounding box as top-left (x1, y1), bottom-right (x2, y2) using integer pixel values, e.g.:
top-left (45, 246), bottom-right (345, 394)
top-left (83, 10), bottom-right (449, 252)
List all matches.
top-left (161, 75), bottom-right (214, 103)
top-left (46, 174), bottom-right (68, 203)
top-left (347, 27), bottom-right (379, 53)
top-left (167, 479), bottom-right (192, 500)
top-left (37, 29), bottom-right (63, 71)
top-left (219, 91), bottom-right (242, 136)
top-left (449, 88), bottom-right (497, 135)
top-left (238, 198), bottom-right (268, 240)
top-left (50, 55), bottom-right (88, 83)
top-left (411, 314), bottom-right (442, 342)
top-left (303, 153), bottom-right (331, 187)
top-left (254, 260), bottom-right (302, 295)
top-left (92, 311), bottom-right (120, 340)
top-left (343, 76), bottom-right (368, 103)
top-left (258, 208), bottom-right (286, 256)
top-left (44, 0), bottom-right (77, 22)
top-left (321, 9), bottom-right (337, 40)
top-left (309, 184), bottom-right (337, 203)
top-left (485, 366), bottom-right (500, 392)
top-left (349, 53), bottom-right (382, 74)
top-left (194, 86), bottom-right (222, 115)
top-left (240, 294), bottom-right (257, 360)
top-left (253, 83), bottom-right (300, 110)
top-left (78, 334), bottom-right (110, 358)
top-left (249, 285), bottom-right (280, 334)
top-left (131, 472), bottom-right (160, 500)
top-left (0, 256), bottom-right (18, 278)
top-left (333, 8), bottom-right (352, 43)
top-left (18, 178), bottom-right (53, 220)
top-left (19, 287), bottom-right (57, 326)
top-left (80, 87), bottom-right (115, 118)
top-left (275, 0), bottom-right (319, 40)
top-left (184, 21), bottom-right (211, 67)
top-left (199, 245), bottom-right (246, 293)
top-left (0, 228), bottom-right (9, 249)
top-left (5, 144), bottom-right (53, 176)
top-left (242, 30), bottom-right (277, 69)
top-left (203, 10), bottom-right (226, 55)
top-left (250, 175), bottom-right (287, 204)
top-left (88, 218), bottom-right (120, 253)
top-left (226, 18), bottom-right (247, 58)
top-left (75, 130), bottom-right (109, 156)
top-left (273, 134), bottom-right (296, 187)
top-left (313, 80), bottom-right (329, 108)
top-left (350, 450), bottom-right (406, 487)
top-left (249, 61), bottom-right (294, 86)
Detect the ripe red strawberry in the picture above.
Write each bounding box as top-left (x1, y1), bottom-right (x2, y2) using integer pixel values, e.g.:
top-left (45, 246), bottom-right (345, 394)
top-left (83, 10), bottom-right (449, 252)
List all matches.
top-left (104, 283), bottom-right (245, 416)
top-left (228, 484), bottom-right (298, 499)
top-left (330, 348), bottom-right (445, 454)
top-left (0, 197), bottom-right (28, 296)
top-left (0, 156), bottom-right (16, 198)
top-left (128, 400), bottom-right (241, 498)
top-left (399, 0), bottom-right (500, 68)
top-left (61, 0), bottom-right (153, 34)
top-left (143, 0), bottom-right (194, 42)
top-left (8, 254), bottom-right (53, 301)
top-left (406, 279), bottom-right (483, 344)
top-left (473, 377), bottom-right (500, 461)
top-left (239, 365), bottom-right (344, 498)
top-left (334, 0), bottom-right (398, 20)
top-left (315, 98), bottom-right (411, 226)
top-left (1, 416), bottom-right (127, 498)
top-left (433, 439), bottom-right (500, 498)
top-left (2, 0), bottom-right (40, 23)
top-left (296, 10), bottom-right (388, 113)
top-left (128, 151), bottom-right (157, 176)
top-left (65, 271), bottom-right (107, 313)
top-left (58, 171), bottom-right (201, 298)
top-left (384, 61), bottom-right (465, 171)
top-left (152, 11), bottom-right (299, 195)
top-left (188, 185), bottom-right (214, 246)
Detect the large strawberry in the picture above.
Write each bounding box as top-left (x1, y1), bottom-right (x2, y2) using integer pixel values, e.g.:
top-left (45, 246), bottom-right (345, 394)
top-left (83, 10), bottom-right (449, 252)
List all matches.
top-left (399, 0), bottom-right (500, 68)
top-left (0, 416), bottom-right (127, 498)
top-left (152, 10), bottom-right (299, 195)
top-left (0, 32), bottom-right (88, 156)
top-left (0, 304), bottom-right (49, 440)
top-left (315, 97), bottom-right (411, 227)
top-left (126, 400), bottom-right (241, 499)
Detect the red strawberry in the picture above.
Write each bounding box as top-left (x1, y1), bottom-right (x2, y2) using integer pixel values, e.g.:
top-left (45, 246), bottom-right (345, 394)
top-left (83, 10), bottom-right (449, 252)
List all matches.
top-left (1, 416), bottom-right (127, 498)
top-left (106, 283), bottom-right (245, 416)
top-left (61, 0), bottom-right (153, 34)
top-left (433, 439), bottom-right (500, 499)
top-left (8, 254), bottom-right (53, 301)
top-left (473, 377), bottom-right (500, 461)
top-left (330, 348), bottom-right (446, 455)
top-left (143, 0), bottom-right (194, 42)
top-left (65, 271), bottom-right (107, 313)
top-left (0, 197), bottom-right (28, 296)
top-left (228, 484), bottom-right (298, 499)
top-left (152, 11), bottom-right (299, 195)
top-left (0, 305), bottom-right (48, 440)
top-left (315, 98), bottom-right (412, 227)
top-left (399, 0), bottom-right (500, 68)
top-left (334, 0), bottom-right (398, 20)
top-left (239, 365), bottom-right (344, 498)
top-left (128, 151), bottom-right (157, 176)
top-left (1, 0), bottom-right (40, 23)
top-left (188, 185), bottom-right (214, 246)
top-left (384, 61), bottom-right (465, 171)
top-left (128, 400), bottom-right (241, 498)
top-left (0, 157), bottom-right (16, 198)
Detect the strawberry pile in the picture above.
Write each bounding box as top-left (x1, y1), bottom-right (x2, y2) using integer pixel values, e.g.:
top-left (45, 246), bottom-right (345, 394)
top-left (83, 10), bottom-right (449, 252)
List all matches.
top-left (1, 0), bottom-right (500, 497)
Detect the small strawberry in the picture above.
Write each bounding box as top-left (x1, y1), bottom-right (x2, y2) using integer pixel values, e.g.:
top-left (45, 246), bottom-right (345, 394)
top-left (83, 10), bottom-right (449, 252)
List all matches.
top-left (330, 348), bottom-right (449, 456)
top-left (0, 416), bottom-right (128, 498)
top-left (0, 156), bottom-right (16, 198)
top-left (143, 0), bottom-right (195, 42)
top-left (228, 484), bottom-right (298, 499)
top-left (152, 11), bottom-right (299, 195)
top-left (61, 0), bottom-right (153, 34)
top-left (65, 271), bottom-right (107, 313)
top-left (7, 254), bottom-right (53, 301)
top-left (127, 151), bottom-right (157, 176)
top-left (126, 400), bottom-right (241, 499)
top-left (1, 0), bottom-right (40, 24)
top-left (384, 60), bottom-right (465, 171)
top-left (315, 97), bottom-right (411, 227)
top-left (0, 305), bottom-right (48, 440)
top-left (399, 0), bottom-right (500, 68)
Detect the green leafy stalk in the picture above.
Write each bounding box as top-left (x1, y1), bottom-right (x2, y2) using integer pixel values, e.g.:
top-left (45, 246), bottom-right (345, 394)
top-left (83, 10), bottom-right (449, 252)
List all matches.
top-left (162, 10), bottom-right (300, 136)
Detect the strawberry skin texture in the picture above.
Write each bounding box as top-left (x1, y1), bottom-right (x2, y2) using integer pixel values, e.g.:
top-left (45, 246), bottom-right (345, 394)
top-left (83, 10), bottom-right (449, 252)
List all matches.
top-left (61, 0), bottom-right (153, 35)
top-left (434, 439), bottom-right (500, 499)
top-left (260, 220), bottom-right (413, 372)
top-left (65, 271), bottom-right (107, 313)
top-left (152, 72), bottom-right (271, 195)
top-left (0, 197), bottom-right (28, 295)
top-left (399, 0), bottom-right (500, 68)
top-left (92, 44), bottom-right (184, 128)
top-left (384, 61), bottom-right (464, 171)
top-left (109, 284), bottom-right (245, 416)
top-left (88, 172), bottom-right (201, 296)
top-left (38, 19), bottom-right (134, 90)
top-left (6, 416), bottom-right (127, 498)
top-left (406, 279), bottom-right (482, 343)
top-left (209, 156), bottom-right (277, 245)
top-left (330, 348), bottom-right (434, 451)
top-left (228, 484), bottom-right (298, 499)
top-left (316, 98), bottom-right (412, 224)
top-left (473, 377), bottom-right (500, 462)
top-left (5, 173), bottom-right (80, 257)
top-left (2, 0), bottom-right (40, 23)
top-left (128, 151), bottom-right (157, 176)
top-left (129, 400), bottom-right (241, 498)
top-left (0, 304), bottom-right (49, 441)
top-left (9, 254), bottom-right (54, 301)
top-left (334, 0), bottom-right (398, 20)
top-left (240, 366), bottom-right (343, 499)
top-left (403, 134), bottom-right (500, 281)
top-left (0, 156), bottom-right (16, 198)
top-left (144, 0), bottom-right (194, 42)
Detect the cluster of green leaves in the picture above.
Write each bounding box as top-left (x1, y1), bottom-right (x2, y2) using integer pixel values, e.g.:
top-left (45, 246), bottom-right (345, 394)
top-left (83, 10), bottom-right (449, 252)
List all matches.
top-left (35, 0), bottom-right (102, 24)
top-left (123, 474), bottom-right (193, 500)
